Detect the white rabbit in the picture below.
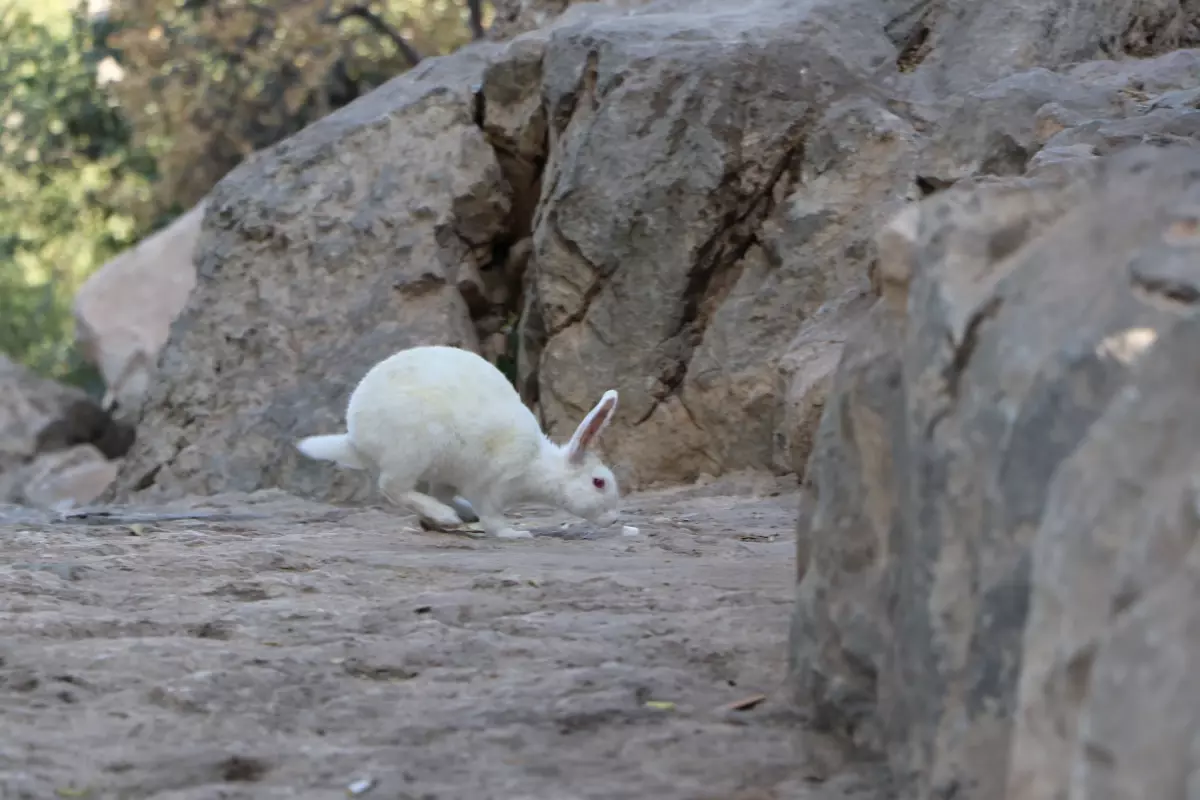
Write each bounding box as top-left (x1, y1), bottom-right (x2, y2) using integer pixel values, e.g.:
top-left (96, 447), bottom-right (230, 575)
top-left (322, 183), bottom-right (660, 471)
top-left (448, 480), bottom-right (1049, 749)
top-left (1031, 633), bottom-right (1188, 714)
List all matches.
top-left (295, 344), bottom-right (621, 539)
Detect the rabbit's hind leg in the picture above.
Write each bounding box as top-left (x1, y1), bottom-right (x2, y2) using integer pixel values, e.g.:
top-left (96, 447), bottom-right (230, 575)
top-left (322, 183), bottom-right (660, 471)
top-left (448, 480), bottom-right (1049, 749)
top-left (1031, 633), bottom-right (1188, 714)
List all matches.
top-left (415, 480), bottom-right (475, 522)
top-left (429, 483), bottom-right (479, 523)
top-left (379, 470), bottom-right (463, 531)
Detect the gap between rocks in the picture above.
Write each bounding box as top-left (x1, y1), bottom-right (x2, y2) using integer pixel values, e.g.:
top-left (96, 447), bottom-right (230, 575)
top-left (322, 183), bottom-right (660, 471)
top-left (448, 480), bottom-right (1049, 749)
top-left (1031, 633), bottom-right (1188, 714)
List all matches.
top-left (459, 42), bottom-right (830, 437)
top-left (458, 55), bottom-right (552, 409)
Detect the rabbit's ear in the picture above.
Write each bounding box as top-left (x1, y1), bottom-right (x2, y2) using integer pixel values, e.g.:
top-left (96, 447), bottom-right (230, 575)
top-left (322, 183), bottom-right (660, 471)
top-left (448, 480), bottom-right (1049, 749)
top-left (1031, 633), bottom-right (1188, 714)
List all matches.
top-left (566, 389), bottom-right (618, 465)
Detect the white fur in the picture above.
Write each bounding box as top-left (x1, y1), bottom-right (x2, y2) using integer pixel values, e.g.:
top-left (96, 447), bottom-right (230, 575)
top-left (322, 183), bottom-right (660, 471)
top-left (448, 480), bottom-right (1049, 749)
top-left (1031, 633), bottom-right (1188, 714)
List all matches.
top-left (295, 345), bottom-right (621, 538)
top-left (295, 434), bottom-right (366, 469)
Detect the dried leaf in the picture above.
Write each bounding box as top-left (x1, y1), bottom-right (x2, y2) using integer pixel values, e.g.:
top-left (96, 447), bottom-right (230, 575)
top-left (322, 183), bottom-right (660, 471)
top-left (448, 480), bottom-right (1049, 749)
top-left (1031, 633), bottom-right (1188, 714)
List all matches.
top-left (723, 693), bottom-right (768, 712)
top-left (738, 532), bottom-right (778, 542)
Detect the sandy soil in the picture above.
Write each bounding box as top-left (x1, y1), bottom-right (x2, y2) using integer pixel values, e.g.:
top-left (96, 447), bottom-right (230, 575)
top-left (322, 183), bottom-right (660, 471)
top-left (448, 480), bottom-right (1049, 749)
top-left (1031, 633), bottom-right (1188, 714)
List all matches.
top-left (0, 473), bottom-right (887, 800)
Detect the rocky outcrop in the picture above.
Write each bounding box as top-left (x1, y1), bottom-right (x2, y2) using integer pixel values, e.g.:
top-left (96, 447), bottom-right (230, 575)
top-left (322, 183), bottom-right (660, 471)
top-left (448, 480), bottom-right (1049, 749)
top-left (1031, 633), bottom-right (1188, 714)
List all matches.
top-left (528, 0), bottom-right (913, 486)
top-left (109, 0), bottom-right (920, 502)
top-left (1008, 308), bottom-right (1200, 800)
top-left (73, 199), bottom-right (204, 421)
top-left (104, 0), bottom-right (1200, 507)
top-left (107, 45), bottom-right (503, 503)
top-left (900, 0), bottom-right (1200, 98)
top-left (0, 356), bottom-right (87, 486)
top-left (18, 444), bottom-right (121, 510)
top-left (791, 142), bottom-right (1200, 799)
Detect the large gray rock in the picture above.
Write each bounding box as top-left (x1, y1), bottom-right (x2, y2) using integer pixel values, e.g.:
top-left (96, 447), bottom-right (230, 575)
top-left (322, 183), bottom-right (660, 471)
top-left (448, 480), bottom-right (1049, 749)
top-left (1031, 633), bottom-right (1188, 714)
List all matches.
top-left (110, 0), bottom-right (923, 500)
top-left (73, 199), bottom-right (204, 422)
top-left (107, 45), bottom-right (507, 503)
top-left (529, 0), bottom-right (913, 486)
top-left (0, 355), bottom-right (129, 506)
top-left (0, 356), bottom-right (89, 498)
top-left (915, 48), bottom-right (1200, 186)
top-left (107, 0), bottom-right (1200, 505)
top-left (791, 143), bottom-right (1200, 799)
top-left (1009, 309), bottom-right (1200, 800)
top-left (904, 0), bottom-right (1199, 97)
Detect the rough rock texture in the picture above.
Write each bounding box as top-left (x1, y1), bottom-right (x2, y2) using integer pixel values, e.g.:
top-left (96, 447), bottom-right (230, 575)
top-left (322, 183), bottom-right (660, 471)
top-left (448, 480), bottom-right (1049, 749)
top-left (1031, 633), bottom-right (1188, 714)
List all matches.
top-left (899, 0), bottom-right (1200, 99)
top-left (111, 0), bottom-right (927, 502)
top-left (0, 478), bottom-right (888, 799)
top-left (914, 49), bottom-right (1200, 186)
top-left (110, 4), bottom-right (1200, 502)
top-left (0, 356), bottom-right (130, 506)
top-left (17, 444), bottom-right (120, 510)
top-left (107, 47), bottom-right (505, 503)
top-left (0, 356), bottom-right (87, 475)
top-left (1008, 305), bottom-right (1200, 800)
top-left (791, 143), bottom-right (1200, 799)
top-left (73, 200), bottom-right (204, 421)
top-left (529, 1), bottom-right (914, 486)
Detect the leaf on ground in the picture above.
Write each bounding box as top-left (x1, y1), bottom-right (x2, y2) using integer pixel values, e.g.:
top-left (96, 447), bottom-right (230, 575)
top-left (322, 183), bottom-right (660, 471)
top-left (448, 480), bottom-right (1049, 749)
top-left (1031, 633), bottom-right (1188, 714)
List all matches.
top-left (723, 693), bottom-right (767, 712)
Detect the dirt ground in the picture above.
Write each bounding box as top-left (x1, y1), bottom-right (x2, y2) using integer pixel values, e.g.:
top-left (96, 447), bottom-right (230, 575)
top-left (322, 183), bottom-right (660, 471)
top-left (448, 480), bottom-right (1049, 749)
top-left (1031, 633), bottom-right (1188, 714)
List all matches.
top-left (0, 472), bottom-right (887, 800)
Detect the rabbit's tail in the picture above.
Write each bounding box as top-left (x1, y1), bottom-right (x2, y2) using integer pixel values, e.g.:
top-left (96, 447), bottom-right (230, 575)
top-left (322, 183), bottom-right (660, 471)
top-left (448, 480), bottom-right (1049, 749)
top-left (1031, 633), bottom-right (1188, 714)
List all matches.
top-left (296, 433), bottom-right (367, 470)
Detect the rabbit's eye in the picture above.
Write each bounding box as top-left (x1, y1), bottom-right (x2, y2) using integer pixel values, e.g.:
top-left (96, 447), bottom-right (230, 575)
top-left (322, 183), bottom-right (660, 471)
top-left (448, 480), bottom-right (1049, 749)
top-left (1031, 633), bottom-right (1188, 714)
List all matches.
top-left (592, 477), bottom-right (606, 490)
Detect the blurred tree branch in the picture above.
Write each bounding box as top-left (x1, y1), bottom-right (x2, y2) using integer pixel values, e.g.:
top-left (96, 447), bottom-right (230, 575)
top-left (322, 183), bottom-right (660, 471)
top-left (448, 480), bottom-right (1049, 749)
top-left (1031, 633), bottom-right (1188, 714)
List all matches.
top-left (326, 4), bottom-right (422, 66)
top-left (466, 0), bottom-right (485, 39)
top-left (108, 0), bottom-right (485, 218)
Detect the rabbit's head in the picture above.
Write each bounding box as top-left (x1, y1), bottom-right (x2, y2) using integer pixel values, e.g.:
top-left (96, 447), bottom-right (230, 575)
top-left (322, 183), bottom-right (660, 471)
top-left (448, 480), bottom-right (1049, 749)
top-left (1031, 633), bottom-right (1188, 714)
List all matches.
top-left (557, 389), bottom-right (621, 525)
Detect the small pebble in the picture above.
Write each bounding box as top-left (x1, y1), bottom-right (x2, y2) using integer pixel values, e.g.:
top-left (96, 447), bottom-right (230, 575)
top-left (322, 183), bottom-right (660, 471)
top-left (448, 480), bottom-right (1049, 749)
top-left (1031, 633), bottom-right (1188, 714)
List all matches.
top-left (621, 525), bottom-right (640, 537)
top-left (347, 777), bottom-right (377, 795)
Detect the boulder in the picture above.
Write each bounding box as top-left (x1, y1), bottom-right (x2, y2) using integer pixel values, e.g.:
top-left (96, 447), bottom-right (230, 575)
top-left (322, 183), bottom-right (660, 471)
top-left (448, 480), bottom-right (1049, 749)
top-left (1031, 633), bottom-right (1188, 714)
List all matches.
top-left (73, 199), bottom-right (204, 420)
top-left (915, 48), bottom-right (1200, 187)
top-left (903, 0), bottom-right (1198, 97)
top-left (0, 356), bottom-right (89, 485)
top-left (108, 0), bottom-right (1200, 504)
top-left (107, 44), bottom-right (505, 503)
top-left (776, 290), bottom-right (875, 478)
top-left (790, 143), bottom-right (1200, 799)
top-left (529, 0), bottom-right (914, 487)
top-left (110, 0), bottom-right (922, 501)
top-left (1008, 305), bottom-right (1200, 800)
top-left (19, 445), bottom-right (121, 510)
top-left (0, 355), bottom-right (127, 506)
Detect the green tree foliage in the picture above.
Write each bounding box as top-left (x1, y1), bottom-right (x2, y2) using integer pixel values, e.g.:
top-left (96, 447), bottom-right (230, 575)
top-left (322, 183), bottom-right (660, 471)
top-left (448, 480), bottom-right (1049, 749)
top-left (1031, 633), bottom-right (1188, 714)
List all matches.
top-left (0, 0), bottom-right (489, 388)
top-left (109, 0), bottom-right (488, 215)
top-left (0, 4), bottom-right (157, 388)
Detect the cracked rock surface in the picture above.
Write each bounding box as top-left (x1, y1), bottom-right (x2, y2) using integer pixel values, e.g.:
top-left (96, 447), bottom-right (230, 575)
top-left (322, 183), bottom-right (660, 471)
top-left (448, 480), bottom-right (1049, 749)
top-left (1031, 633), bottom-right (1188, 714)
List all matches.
top-left (107, 0), bottom-right (917, 502)
top-left (110, 0), bottom-right (1200, 505)
top-left (72, 0), bottom-right (1200, 507)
